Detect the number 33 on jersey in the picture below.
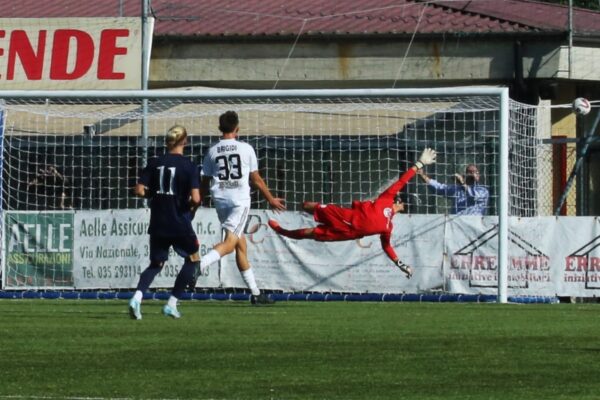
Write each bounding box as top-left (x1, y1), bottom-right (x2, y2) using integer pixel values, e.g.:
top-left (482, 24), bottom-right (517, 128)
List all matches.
top-left (202, 138), bottom-right (258, 204)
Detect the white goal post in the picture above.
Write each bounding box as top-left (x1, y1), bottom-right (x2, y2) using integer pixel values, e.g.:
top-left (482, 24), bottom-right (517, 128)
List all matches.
top-left (0, 88), bottom-right (516, 302)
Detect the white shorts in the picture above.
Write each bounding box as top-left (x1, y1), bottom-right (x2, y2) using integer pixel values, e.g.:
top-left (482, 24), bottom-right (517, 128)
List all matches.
top-left (215, 203), bottom-right (250, 237)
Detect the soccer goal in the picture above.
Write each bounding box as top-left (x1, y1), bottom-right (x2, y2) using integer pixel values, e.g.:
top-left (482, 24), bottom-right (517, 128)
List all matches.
top-left (0, 88), bottom-right (540, 302)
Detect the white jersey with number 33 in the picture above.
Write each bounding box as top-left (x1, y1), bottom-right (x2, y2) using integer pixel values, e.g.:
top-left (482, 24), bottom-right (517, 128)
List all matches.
top-left (202, 138), bottom-right (258, 205)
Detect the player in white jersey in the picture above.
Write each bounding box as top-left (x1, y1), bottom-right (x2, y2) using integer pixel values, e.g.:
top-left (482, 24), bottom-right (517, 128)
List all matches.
top-left (199, 111), bottom-right (286, 305)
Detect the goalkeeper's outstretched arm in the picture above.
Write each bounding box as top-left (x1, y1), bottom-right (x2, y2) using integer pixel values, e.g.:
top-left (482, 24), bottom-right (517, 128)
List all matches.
top-left (380, 233), bottom-right (412, 278)
top-left (379, 148), bottom-right (437, 201)
top-left (414, 148), bottom-right (436, 170)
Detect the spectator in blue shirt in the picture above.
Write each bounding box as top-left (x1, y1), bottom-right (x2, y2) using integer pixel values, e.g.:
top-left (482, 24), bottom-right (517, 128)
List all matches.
top-left (417, 164), bottom-right (489, 215)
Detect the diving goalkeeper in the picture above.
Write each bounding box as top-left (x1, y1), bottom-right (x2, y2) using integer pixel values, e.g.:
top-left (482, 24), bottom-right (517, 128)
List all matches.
top-left (268, 148), bottom-right (436, 278)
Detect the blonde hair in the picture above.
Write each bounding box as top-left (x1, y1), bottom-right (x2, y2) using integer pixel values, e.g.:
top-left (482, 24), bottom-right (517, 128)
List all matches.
top-left (165, 125), bottom-right (188, 149)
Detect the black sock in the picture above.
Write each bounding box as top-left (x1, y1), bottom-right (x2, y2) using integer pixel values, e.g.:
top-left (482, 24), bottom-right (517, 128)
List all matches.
top-left (172, 260), bottom-right (196, 298)
top-left (136, 264), bottom-right (162, 292)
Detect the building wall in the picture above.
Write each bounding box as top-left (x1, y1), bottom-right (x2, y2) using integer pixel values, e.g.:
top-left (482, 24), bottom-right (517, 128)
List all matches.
top-left (150, 37), bottom-right (585, 88)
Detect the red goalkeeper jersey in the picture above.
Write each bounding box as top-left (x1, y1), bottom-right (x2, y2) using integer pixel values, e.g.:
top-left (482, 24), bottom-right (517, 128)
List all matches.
top-left (350, 168), bottom-right (415, 235)
top-left (349, 168), bottom-right (416, 260)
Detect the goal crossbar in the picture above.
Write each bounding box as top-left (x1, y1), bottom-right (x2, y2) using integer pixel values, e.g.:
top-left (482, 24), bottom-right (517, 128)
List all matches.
top-left (0, 87), bottom-right (508, 100)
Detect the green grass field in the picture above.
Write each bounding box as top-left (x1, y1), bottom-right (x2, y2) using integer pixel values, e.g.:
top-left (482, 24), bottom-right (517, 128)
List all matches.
top-left (0, 300), bottom-right (598, 400)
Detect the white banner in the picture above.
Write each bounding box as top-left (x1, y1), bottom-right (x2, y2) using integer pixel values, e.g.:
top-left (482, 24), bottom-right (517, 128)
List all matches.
top-left (232, 211), bottom-right (446, 293)
top-left (6, 209), bottom-right (600, 297)
top-left (0, 18), bottom-right (144, 89)
top-left (73, 209), bottom-right (222, 289)
top-left (551, 217), bottom-right (600, 295)
top-left (445, 216), bottom-right (552, 295)
top-left (444, 216), bottom-right (600, 296)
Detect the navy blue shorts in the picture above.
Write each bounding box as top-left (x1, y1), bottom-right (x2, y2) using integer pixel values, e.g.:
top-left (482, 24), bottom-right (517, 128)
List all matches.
top-left (149, 235), bottom-right (199, 263)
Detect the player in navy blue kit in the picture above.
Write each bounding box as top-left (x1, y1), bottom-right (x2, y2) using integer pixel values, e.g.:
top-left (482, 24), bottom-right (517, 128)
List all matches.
top-left (128, 125), bottom-right (201, 320)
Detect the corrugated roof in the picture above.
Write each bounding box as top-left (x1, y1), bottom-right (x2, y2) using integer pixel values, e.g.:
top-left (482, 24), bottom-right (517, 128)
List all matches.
top-left (1, 0), bottom-right (599, 37)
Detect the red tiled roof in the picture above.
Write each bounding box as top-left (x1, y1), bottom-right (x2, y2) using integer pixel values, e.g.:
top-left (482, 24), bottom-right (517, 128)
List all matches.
top-left (434, 0), bottom-right (600, 34)
top-left (1, 0), bottom-right (599, 37)
top-left (152, 0), bottom-right (534, 36)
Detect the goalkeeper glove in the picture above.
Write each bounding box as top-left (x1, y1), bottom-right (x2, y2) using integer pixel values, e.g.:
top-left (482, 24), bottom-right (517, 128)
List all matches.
top-left (414, 148), bottom-right (437, 169)
top-left (396, 260), bottom-right (413, 279)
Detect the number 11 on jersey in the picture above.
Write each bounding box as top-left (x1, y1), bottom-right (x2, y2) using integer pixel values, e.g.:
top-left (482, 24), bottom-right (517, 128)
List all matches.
top-left (157, 166), bottom-right (176, 195)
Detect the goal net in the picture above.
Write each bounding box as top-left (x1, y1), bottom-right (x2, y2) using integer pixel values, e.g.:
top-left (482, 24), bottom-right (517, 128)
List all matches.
top-left (0, 89), bottom-right (539, 293)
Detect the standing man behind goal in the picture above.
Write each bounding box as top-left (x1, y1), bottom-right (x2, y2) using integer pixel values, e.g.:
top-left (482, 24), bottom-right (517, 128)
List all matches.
top-left (198, 111), bottom-right (286, 305)
top-left (417, 163), bottom-right (489, 215)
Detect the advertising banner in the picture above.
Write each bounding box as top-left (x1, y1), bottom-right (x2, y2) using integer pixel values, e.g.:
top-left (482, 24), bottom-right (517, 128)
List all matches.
top-left (4, 210), bottom-right (600, 297)
top-left (553, 217), bottom-right (600, 295)
top-left (445, 216), bottom-right (553, 296)
top-left (4, 211), bottom-right (74, 288)
top-left (0, 18), bottom-right (144, 89)
top-left (445, 216), bottom-right (600, 296)
top-left (73, 209), bottom-right (222, 289)
top-left (232, 211), bottom-right (446, 293)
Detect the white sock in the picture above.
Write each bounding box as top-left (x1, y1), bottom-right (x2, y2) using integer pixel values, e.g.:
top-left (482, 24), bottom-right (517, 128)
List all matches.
top-left (241, 268), bottom-right (260, 296)
top-left (200, 249), bottom-right (221, 270)
top-left (134, 290), bottom-right (143, 303)
top-left (167, 295), bottom-right (178, 309)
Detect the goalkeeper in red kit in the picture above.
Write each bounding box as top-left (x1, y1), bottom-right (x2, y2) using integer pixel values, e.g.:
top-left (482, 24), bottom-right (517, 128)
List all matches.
top-left (268, 148), bottom-right (436, 278)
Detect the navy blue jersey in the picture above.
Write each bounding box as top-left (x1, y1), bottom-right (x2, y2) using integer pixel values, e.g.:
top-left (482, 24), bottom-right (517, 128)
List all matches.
top-left (139, 153), bottom-right (200, 237)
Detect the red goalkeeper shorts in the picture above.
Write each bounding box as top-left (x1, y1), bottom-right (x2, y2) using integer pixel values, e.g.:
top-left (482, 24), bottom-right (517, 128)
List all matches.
top-left (312, 204), bottom-right (359, 242)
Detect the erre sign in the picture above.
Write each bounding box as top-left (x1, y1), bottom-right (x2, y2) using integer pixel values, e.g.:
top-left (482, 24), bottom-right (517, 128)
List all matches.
top-left (0, 18), bottom-right (144, 89)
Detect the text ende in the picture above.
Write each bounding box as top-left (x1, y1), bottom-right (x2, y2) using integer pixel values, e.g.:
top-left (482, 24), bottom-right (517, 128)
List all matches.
top-left (0, 28), bottom-right (130, 80)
